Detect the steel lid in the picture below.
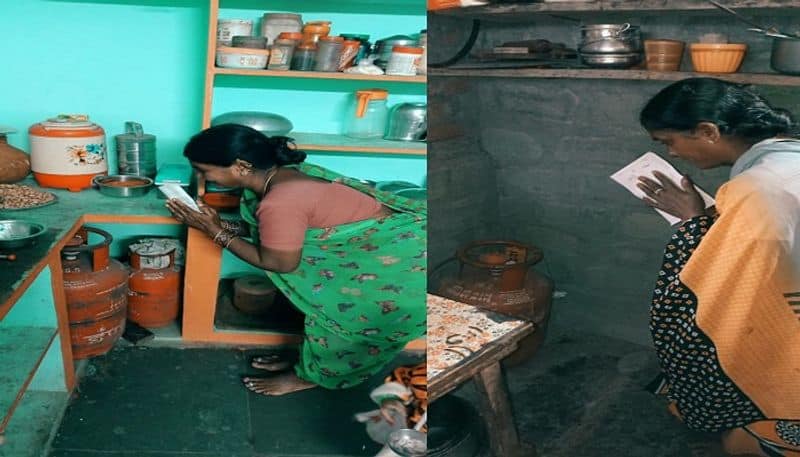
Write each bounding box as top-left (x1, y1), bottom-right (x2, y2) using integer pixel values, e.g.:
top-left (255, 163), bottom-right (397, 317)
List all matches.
top-left (115, 121), bottom-right (155, 143)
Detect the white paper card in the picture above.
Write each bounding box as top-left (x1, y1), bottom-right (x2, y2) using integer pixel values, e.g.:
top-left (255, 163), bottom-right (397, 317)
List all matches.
top-left (158, 183), bottom-right (201, 212)
top-left (610, 152), bottom-right (715, 225)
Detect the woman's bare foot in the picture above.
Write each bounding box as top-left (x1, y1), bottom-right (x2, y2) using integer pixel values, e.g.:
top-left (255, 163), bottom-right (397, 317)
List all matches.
top-left (242, 372), bottom-right (317, 396)
top-left (250, 352), bottom-right (296, 372)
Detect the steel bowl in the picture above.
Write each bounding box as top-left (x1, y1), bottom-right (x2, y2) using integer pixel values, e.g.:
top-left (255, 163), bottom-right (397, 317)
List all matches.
top-left (211, 111), bottom-right (294, 136)
top-left (0, 220), bottom-right (46, 249)
top-left (93, 175), bottom-right (154, 198)
top-left (388, 429), bottom-right (427, 457)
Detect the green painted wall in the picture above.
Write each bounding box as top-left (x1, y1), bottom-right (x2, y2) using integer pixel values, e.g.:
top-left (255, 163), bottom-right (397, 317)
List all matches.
top-left (0, 0), bottom-right (426, 184)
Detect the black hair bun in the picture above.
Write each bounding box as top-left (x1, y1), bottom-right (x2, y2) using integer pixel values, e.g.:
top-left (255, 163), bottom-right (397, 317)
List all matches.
top-left (268, 136), bottom-right (307, 165)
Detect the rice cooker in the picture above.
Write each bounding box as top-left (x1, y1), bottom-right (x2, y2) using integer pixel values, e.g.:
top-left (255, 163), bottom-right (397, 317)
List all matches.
top-left (29, 114), bottom-right (108, 191)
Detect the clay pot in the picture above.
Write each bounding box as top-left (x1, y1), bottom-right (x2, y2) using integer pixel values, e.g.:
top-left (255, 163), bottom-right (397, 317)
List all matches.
top-left (233, 275), bottom-right (278, 315)
top-left (0, 135), bottom-right (31, 183)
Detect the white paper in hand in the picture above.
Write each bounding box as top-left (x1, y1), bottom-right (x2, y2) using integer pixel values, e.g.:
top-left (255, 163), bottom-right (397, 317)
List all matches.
top-left (158, 183), bottom-right (201, 212)
top-left (610, 152), bottom-right (715, 225)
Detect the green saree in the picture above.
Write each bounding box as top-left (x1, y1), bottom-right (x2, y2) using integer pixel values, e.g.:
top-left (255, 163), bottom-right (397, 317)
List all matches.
top-left (240, 163), bottom-right (427, 389)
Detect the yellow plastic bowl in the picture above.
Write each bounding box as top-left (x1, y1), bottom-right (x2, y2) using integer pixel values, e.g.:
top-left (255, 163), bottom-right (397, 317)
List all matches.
top-left (689, 43), bottom-right (747, 73)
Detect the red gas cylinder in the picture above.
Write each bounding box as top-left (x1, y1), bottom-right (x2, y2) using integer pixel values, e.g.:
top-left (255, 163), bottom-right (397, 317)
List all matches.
top-left (432, 240), bottom-right (554, 367)
top-left (61, 227), bottom-right (128, 359)
top-left (127, 238), bottom-right (182, 328)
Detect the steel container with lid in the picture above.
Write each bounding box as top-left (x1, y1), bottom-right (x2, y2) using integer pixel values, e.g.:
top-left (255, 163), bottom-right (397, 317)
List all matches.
top-left (29, 114), bottom-right (108, 192)
top-left (115, 122), bottom-right (156, 179)
top-left (373, 35), bottom-right (417, 69)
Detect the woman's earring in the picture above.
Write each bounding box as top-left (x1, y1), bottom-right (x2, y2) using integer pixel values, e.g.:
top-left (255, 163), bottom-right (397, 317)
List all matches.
top-left (235, 159), bottom-right (254, 176)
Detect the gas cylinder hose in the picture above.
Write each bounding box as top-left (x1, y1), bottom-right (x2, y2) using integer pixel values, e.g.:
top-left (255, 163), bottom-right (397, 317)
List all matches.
top-left (429, 19), bottom-right (481, 68)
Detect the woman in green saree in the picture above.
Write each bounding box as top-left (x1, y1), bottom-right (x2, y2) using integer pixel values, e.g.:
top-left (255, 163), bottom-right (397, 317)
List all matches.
top-left (165, 124), bottom-right (427, 396)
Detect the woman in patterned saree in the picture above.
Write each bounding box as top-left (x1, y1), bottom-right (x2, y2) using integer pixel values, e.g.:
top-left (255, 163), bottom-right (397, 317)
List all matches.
top-left (165, 124), bottom-right (427, 396)
top-left (636, 77), bottom-right (800, 456)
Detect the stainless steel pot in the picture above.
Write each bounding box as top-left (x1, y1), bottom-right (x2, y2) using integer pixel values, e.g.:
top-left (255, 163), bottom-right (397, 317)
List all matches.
top-left (579, 23), bottom-right (642, 54)
top-left (373, 35), bottom-right (417, 69)
top-left (771, 37), bottom-right (800, 75)
top-left (384, 103), bottom-right (426, 142)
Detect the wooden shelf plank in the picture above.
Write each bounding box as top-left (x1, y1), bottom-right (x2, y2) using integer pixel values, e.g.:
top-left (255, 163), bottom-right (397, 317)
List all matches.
top-left (429, 68), bottom-right (800, 86)
top-left (434, 0), bottom-right (800, 17)
top-left (214, 68), bottom-right (426, 84)
top-left (290, 132), bottom-right (427, 155)
top-left (0, 327), bottom-right (57, 434)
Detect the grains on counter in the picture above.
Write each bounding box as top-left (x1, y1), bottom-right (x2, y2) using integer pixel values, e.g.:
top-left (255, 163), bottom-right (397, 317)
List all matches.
top-left (0, 184), bottom-right (56, 209)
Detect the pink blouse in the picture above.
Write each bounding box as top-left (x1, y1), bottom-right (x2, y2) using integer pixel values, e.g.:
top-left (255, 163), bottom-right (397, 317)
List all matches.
top-left (254, 180), bottom-right (384, 251)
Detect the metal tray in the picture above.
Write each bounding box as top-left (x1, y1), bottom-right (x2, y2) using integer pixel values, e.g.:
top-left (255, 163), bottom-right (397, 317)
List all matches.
top-left (0, 193), bottom-right (58, 211)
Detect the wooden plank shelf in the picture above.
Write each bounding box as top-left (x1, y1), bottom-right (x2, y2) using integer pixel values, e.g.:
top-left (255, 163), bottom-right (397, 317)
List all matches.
top-left (434, 0), bottom-right (800, 18)
top-left (290, 132), bottom-right (427, 155)
top-left (0, 326), bottom-right (57, 434)
top-left (429, 68), bottom-right (800, 86)
top-left (214, 68), bottom-right (426, 84)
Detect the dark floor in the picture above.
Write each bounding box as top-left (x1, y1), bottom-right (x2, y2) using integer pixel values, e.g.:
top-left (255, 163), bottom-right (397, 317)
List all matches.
top-left (47, 346), bottom-right (423, 457)
top-left (456, 327), bottom-right (729, 457)
top-left (46, 328), bottom-right (732, 457)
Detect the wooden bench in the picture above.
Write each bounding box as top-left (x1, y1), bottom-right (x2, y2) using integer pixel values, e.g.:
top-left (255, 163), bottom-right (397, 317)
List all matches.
top-left (428, 293), bottom-right (537, 457)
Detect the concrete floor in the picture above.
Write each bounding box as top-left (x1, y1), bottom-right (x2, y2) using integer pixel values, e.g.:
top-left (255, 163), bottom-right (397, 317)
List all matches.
top-left (46, 345), bottom-right (423, 457)
top-left (455, 323), bottom-right (729, 457)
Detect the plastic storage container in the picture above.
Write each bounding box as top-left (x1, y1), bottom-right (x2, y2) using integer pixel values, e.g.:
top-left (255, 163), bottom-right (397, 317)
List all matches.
top-left (217, 19), bottom-right (253, 47)
top-left (268, 38), bottom-right (296, 70)
top-left (232, 36), bottom-right (267, 49)
top-left (302, 21), bottom-right (331, 43)
top-left (314, 36), bottom-right (344, 72)
top-left (338, 39), bottom-right (362, 70)
top-left (340, 34), bottom-right (371, 65)
top-left (291, 43), bottom-right (317, 70)
top-left (260, 13), bottom-right (302, 45)
top-left (344, 89), bottom-right (389, 139)
top-left (386, 46), bottom-right (424, 76)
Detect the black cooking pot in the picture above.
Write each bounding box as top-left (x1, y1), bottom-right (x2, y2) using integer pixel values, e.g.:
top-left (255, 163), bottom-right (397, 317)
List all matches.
top-left (771, 37), bottom-right (800, 75)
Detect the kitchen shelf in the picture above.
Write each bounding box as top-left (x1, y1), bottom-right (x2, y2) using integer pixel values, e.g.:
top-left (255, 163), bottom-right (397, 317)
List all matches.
top-left (214, 68), bottom-right (426, 84)
top-left (291, 132), bottom-right (426, 155)
top-left (429, 68), bottom-right (800, 86)
top-left (0, 326), bottom-right (57, 434)
top-left (434, 0), bottom-right (800, 18)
